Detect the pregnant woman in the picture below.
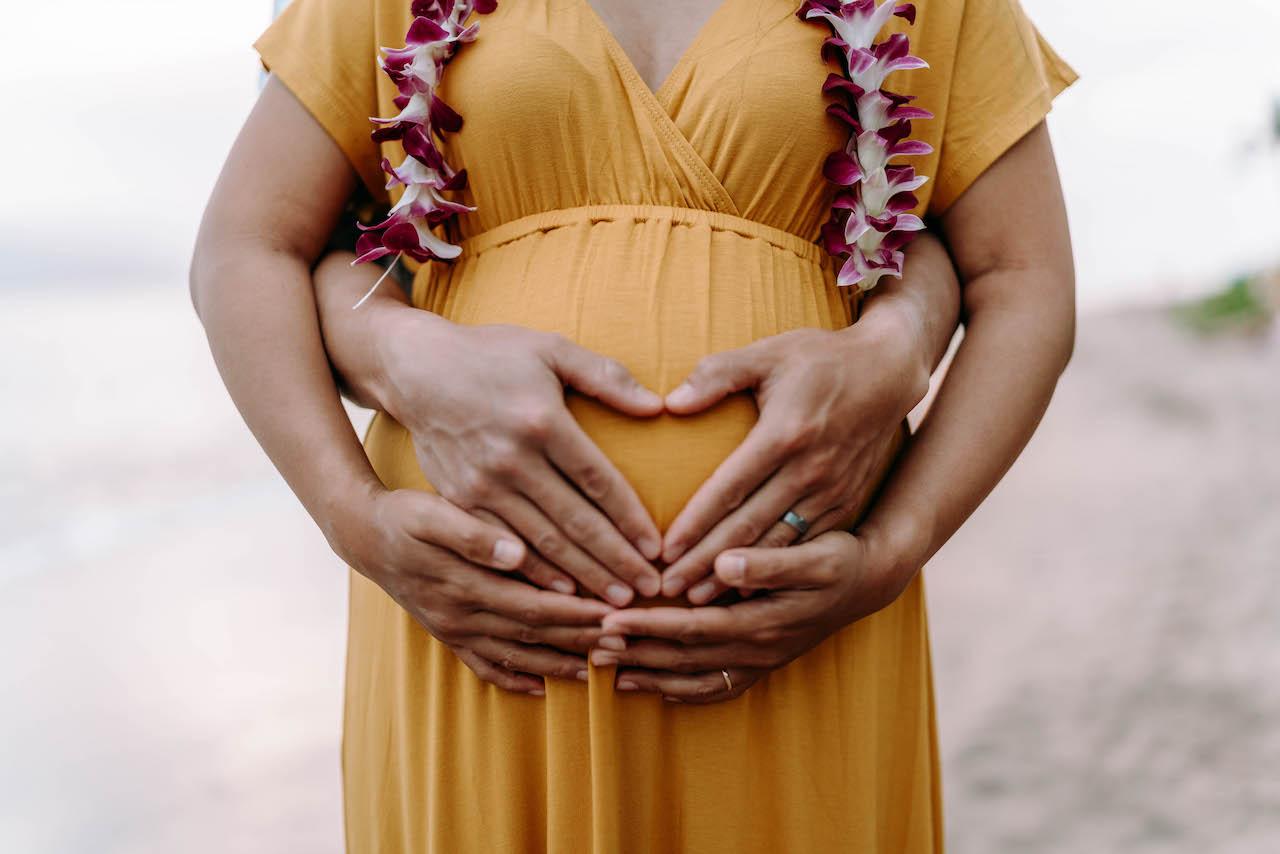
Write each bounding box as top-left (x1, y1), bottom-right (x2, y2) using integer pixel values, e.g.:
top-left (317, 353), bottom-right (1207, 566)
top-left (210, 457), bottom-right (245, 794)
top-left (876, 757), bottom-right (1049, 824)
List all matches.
top-left (191, 0), bottom-right (1076, 850)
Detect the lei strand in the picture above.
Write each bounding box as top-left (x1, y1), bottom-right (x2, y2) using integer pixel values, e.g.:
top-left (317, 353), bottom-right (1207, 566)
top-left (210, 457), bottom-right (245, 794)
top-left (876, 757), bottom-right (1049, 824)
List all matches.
top-left (353, 0), bottom-right (930, 304)
top-left (799, 0), bottom-right (933, 291)
top-left (351, 0), bottom-right (497, 306)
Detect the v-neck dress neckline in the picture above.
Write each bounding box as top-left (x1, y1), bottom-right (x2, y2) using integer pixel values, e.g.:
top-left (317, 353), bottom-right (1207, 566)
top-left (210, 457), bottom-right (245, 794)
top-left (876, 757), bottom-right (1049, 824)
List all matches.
top-left (576, 0), bottom-right (740, 215)
top-left (576, 0), bottom-right (735, 107)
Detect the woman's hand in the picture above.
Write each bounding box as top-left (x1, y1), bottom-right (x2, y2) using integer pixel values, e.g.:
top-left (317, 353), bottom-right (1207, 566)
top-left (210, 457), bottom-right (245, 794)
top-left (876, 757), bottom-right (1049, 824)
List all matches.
top-left (329, 486), bottom-right (618, 695)
top-left (590, 524), bottom-right (922, 703)
top-left (338, 285), bottom-right (666, 608)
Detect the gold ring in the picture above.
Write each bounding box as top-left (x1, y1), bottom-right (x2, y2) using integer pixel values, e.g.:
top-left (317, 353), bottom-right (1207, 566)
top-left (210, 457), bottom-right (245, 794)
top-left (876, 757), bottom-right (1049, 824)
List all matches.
top-left (720, 669), bottom-right (734, 692)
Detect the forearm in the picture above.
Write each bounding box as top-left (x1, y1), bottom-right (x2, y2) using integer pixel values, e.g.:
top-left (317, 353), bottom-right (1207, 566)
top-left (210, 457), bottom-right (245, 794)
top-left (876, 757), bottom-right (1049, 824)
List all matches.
top-left (858, 266), bottom-right (1074, 581)
top-left (312, 250), bottom-right (444, 416)
top-left (191, 241), bottom-right (383, 547)
top-left (853, 231), bottom-right (961, 375)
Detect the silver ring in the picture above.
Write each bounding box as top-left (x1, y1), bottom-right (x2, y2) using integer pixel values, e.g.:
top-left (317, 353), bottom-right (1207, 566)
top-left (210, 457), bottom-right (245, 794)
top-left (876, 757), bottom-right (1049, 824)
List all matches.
top-left (720, 669), bottom-right (734, 693)
top-left (780, 509), bottom-right (810, 536)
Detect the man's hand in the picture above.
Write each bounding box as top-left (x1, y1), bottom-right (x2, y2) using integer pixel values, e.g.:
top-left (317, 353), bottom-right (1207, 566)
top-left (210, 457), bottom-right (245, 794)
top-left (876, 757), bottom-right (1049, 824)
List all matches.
top-left (657, 315), bottom-right (926, 603)
top-left (589, 525), bottom-right (921, 703)
top-left (330, 487), bottom-right (619, 695)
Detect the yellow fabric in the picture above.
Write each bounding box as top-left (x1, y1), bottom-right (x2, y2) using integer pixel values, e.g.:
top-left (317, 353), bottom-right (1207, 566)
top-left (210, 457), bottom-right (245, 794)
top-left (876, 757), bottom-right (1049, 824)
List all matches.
top-left (255, 1), bottom-right (1075, 851)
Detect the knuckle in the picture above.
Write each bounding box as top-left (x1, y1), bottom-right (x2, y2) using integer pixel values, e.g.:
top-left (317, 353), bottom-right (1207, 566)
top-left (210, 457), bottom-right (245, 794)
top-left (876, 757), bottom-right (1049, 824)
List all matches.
top-left (431, 612), bottom-right (461, 640)
top-left (515, 624), bottom-right (541, 645)
top-left (729, 516), bottom-right (766, 545)
top-left (518, 603), bottom-right (547, 625)
top-left (777, 418), bottom-right (818, 453)
top-left (483, 448), bottom-right (522, 482)
top-left (797, 459), bottom-right (830, 490)
top-left (511, 405), bottom-right (555, 444)
top-left (498, 652), bottom-right (520, 672)
top-left (597, 357), bottom-right (631, 387)
top-left (560, 513), bottom-right (595, 544)
top-left (575, 464), bottom-right (611, 501)
top-left (455, 525), bottom-right (487, 558)
top-left (450, 470), bottom-right (492, 505)
top-left (571, 628), bottom-right (599, 649)
top-left (814, 557), bottom-right (841, 586)
top-left (676, 624), bottom-right (708, 645)
top-left (532, 530), bottom-right (565, 560)
top-left (753, 624), bottom-right (784, 645)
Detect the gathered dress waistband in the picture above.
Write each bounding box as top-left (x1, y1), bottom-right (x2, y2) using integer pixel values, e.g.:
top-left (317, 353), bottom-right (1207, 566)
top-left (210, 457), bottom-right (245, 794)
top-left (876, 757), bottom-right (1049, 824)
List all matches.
top-left (458, 204), bottom-right (829, 267)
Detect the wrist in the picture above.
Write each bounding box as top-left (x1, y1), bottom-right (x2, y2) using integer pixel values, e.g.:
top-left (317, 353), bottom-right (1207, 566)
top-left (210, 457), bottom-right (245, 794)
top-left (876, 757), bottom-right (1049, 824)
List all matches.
top-left (369, 301), bottom-right (449, 421)
top-left (841, 296), bottom-right (932, 410)
top-left (313, 472), bottom-right (387, 567)
top-left (857, 507), bottom-right (936, 599)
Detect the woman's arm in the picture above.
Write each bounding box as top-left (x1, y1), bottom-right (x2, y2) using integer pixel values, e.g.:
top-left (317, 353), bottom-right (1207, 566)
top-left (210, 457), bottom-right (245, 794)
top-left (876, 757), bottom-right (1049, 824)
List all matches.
top-left (192, 77), bottom-right (617, 695)
top-left (307, 249), bottom-right (672, 606)
top-left (595, 121), bottom-right (1075, 702)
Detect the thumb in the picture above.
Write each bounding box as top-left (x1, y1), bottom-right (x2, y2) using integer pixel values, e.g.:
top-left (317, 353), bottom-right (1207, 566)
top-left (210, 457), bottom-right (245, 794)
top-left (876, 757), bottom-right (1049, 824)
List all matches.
top-left (548, 339), bottom-right (664, 416)
top-left (665, 343), bottom-right (769, 414)
top-left (713, 534), bottom-right (851, 590)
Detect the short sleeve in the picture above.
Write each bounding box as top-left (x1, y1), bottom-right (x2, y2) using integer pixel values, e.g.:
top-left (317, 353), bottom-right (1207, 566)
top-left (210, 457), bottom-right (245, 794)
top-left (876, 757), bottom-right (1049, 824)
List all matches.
top-left (254, 0), bottom-right (389, 202)
top-left (927, 0), bottom-right (1077, 216)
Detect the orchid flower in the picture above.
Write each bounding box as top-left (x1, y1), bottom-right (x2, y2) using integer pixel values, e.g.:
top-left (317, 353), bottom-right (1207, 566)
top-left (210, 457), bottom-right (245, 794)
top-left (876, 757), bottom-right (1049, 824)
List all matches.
top-left (799, 0), bottom-right (932, 290)
top-left (352, 0), bottom-right (497, 306)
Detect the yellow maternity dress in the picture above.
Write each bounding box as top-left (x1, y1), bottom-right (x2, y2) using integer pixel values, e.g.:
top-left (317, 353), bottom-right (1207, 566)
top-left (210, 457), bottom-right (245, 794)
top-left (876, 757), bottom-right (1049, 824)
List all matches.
top-left (256, 0), bottom-right (1074, 850)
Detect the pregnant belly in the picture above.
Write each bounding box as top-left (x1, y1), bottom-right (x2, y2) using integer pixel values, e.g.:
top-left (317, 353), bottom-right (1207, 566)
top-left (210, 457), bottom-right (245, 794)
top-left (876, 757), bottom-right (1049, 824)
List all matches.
top-left (375, 208), bottom-right (857, 533)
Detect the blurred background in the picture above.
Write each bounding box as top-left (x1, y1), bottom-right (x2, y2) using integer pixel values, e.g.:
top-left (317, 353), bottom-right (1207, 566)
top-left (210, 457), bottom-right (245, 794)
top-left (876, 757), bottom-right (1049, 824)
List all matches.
top-left (1, 1), bottom-right (1277, 852)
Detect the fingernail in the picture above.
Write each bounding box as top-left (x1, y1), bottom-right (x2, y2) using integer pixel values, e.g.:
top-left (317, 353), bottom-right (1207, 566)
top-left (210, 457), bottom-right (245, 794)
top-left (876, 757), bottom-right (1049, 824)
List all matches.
top-left (597, 635), bottom-right (626, 652)
top-left (636, 574), bottom-right (661, 598)
top-left (606, 584), bottom-right (634, 607)
top-left (591, 651), bottom-right (617, 667)
top-left (666, 383), bottom-right (695, 409)
top-left (717, 554), bottom-right (746, 584)
top-left (551, 579), bottom-right (576, 595)
top-left (664, 696), bottom-right (683, 704)
top-left (688, 580), bottom-right (717, 603)
top-left (492, 539), bottom-right (524, 568)
top-left (529, 688), bottom-right (545, 697)
top-left (617, 680), bottom-right (638, 692)
top-left (576, 669), bottom-right (589, 682)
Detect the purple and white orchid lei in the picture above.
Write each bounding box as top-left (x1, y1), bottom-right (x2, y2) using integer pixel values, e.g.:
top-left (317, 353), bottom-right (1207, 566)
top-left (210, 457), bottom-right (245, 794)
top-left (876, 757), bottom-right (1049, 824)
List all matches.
top-left (351, 0), bottom-right (496, 307)
top-left (799, 0), bottom-right (933, 291)
top-left (354, 0), bottom-right (931, 305)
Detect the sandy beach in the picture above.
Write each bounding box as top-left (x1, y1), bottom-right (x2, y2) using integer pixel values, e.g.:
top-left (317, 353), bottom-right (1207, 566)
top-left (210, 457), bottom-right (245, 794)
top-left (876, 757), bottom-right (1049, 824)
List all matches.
top-left (0, 287), bottom-right (1275, 852)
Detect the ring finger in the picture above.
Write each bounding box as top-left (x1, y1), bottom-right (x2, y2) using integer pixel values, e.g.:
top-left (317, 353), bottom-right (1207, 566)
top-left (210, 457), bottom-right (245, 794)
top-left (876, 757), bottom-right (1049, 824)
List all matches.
top-left (465, 635), bottom-right (590, 684)
top-left (611, 666), bottom-right (760, 704)
top-left (589, 639), bottom-right (770, 673)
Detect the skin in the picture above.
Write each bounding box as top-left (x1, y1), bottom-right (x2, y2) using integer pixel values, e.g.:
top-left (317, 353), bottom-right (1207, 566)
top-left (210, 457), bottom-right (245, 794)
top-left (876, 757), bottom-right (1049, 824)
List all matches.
top-left (586, 0), bottom-right (727, 92)
top-left (192, 79), bottom-right (621, 697)
top-left (195, 6), bottom-right (1072, 702)
top-left (598, 120), bottom-right (1076, 702)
